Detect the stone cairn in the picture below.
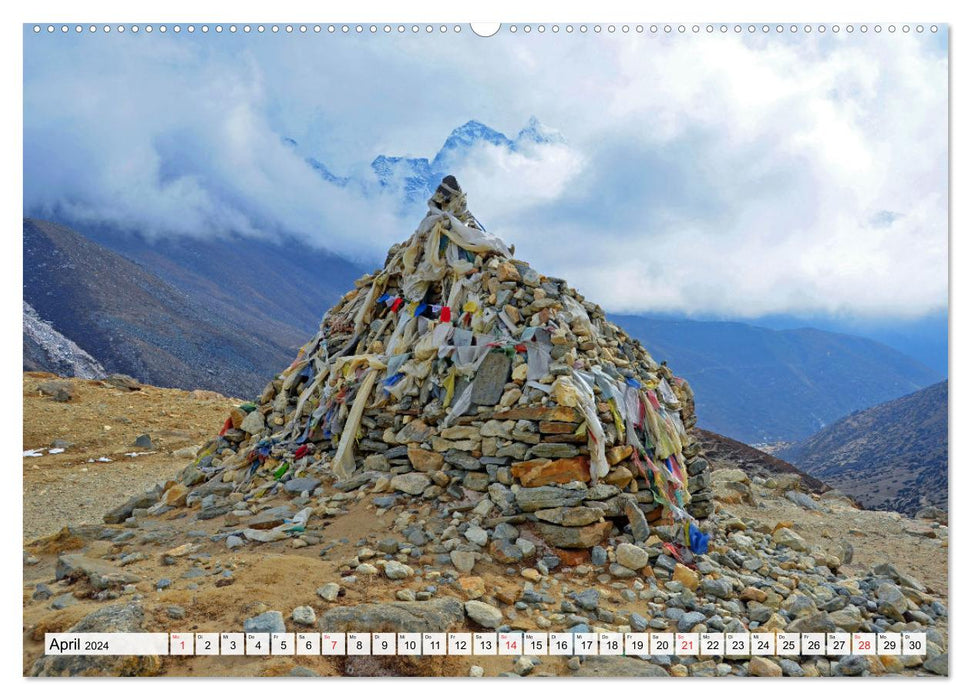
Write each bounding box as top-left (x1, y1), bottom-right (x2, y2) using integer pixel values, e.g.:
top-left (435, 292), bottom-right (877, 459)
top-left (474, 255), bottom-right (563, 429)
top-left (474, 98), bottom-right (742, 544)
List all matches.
top-left (171, 176), bottom-right (714, 551)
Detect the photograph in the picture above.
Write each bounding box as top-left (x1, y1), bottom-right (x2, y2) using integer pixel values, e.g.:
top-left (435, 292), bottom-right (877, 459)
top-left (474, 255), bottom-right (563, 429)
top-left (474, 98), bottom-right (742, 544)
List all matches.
top-left (21, 17), bottom-right (949, 679)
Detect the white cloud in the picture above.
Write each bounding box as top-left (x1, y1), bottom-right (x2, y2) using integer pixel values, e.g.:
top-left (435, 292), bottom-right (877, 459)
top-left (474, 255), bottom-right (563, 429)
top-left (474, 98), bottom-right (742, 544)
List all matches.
top-left (23, 29), bottom-right (948, 318)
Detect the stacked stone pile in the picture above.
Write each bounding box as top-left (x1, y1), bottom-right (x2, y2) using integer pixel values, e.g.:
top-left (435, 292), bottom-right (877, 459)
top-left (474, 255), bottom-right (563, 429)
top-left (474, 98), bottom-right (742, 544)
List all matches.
top-left (159, 176), bottom-right (713, 550)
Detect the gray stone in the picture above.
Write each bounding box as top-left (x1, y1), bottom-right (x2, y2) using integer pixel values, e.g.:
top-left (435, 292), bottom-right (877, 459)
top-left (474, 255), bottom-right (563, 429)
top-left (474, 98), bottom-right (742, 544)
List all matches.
top-left (450, 550), bottom-right (476, 574)
top-left (678, 611), bottom-right (707, 632)
top-left (835, 656), bottom-right (868, 676)
top-left (239, 409), bottom-right (266, 434)
top-left (575, 589), bottom-right (600, 612)
top-left (383, 560), bottom-right (414, 580)
top-left (923, 653), bottom-right (948, 676)
top-left (133, 434), bottom-right (153, 449)
top-left (591, 546), bottom-right (608, 566)
top-left (527, 443), bottom-right (580, 459)
top-left (514, 656), bottom-right (540, 675)
top-left (465, 600), bottom-right (503, 628)
top-left (465, 525), bottom-right (489, 546)
top-left (515, 486), bottom-right (586, 512)
top-left (50, 593), bottom-right (77, 610)
top-left (623, 498), bottom-right (651, 542)
top-left (772, 527), bottom-right (809, 552)
top-left (515, 538), bottom-right (536, 558)
top-left (615, 543), bottom-right (649, 570)
top-left (445, 450), bottom-right (481, 470)
top-left (876, 582), bottom-right (909, 621)
top-left (701, 578), bottom-right (733, 599)
top-left (390, 473), bottom-right (432, 495)
top-left (317, 583), bottom-right (342, 602)
top-left (244, 611), bottom-right (286, 634)
top-left (534, 506), bottom-right (603, 527)
top-left (470, 351), bottom-right (512, 405)
top-left (292, 606), bottom-right (317, 626)
top-left (284, 477), bottom-right (321, 494)
top-left (103, 491), bottom-right (159, 524)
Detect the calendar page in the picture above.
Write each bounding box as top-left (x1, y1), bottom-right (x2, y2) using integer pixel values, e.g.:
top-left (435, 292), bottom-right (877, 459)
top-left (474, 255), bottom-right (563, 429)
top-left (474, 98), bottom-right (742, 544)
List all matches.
top-left (20, 2), bottom-right (950, 684)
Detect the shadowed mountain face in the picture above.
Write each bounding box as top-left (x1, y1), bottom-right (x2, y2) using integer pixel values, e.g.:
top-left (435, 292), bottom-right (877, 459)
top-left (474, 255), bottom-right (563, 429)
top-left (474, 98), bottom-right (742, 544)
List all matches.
top-left (22, 218), bottom-right (343, 397)
top-left (778, 381), bottom-right (948, 515)
top-left (612, 315), bottom-right (942, 444)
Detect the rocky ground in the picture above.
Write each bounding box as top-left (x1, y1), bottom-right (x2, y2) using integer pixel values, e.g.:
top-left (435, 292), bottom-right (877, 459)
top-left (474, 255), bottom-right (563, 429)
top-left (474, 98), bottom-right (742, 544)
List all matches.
top-left (22, 373), bottom-right (237, 540)
top-left (22, 375), bottom-right (949, 678)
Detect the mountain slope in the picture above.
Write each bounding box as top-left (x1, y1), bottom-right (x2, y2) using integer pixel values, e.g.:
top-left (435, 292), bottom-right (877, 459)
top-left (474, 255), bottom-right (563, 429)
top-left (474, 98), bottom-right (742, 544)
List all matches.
top-left (23, 218), bottom-right (306, 397)
top-left (23, 300), bottom-right (106, 379)
top-left (77, 224), bottom-right (366, 343)
top-left (613, 315), bottom-right (942, 444)
top-left (778, 381), bottom-right (948, 515)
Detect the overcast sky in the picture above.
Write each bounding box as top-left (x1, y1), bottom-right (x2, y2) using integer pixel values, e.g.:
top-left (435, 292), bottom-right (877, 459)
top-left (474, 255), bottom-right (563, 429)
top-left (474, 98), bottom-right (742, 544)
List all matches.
top-left (23, 27), bottom-right (948, 320)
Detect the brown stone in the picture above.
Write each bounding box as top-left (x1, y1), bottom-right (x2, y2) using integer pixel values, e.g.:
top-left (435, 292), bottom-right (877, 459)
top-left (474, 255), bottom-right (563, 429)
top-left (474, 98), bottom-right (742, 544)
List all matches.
top-left (456, 576), bottom-right (485, 599)
top-left (230, 406), bottom-right (247, 429)
top-left (538, 421), bottom-right (579, 434)
top-left (534, 506), bottom-right (604, 527)
top-left (535, 521), bottom-right (611, 549)
top-left (493, 406), bottom-right (580, 422)
top-left (497, 261), bottom-right (521, 282)
top-left (644, 506), bottom-right (666, 523)
top-left (605, 466), bottom-right (634, 490)
top-left (606, 445), bottom-right (634, 465)
top-left (740, 586), bottom-right (768, 603)
top-left (407, 446), bottom-right (445, 472)
top-left (749, 657), bottom-right (783, 677)
top-left (162, 484), bottom-right (189, 507)
top-left (672, 563), bottom-right (700, 591)
top-left (511, 457), bottom-right (591, 487)
top-left (551, 547), bottom-right (590, 567)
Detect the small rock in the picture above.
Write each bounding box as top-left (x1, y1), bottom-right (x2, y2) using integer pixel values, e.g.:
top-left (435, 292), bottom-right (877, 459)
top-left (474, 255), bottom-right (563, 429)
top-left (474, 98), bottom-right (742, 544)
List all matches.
top-left (244, 611), bottom-right (286, 634)
top-left (749, 657), bottom-right (782, 677)
top-left (292, 606), bottom-right (317, 626)
top-left (615, 543), bottom-right (649, 570)
top-left (133, 434), bottom-right (154, 449)
top-left (384, 560), bottom-right (414, 580)
top-left (317, 583), bottom-right (342, 602)
top-left (465, 600), bottom-right (503, 628)
top-left (450, 550), bottom-right (476, 574)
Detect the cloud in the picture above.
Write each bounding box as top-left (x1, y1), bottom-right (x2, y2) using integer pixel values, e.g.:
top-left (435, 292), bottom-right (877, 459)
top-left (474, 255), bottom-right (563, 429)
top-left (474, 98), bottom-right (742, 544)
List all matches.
top-left (23, 29), bottom-right (948, 318)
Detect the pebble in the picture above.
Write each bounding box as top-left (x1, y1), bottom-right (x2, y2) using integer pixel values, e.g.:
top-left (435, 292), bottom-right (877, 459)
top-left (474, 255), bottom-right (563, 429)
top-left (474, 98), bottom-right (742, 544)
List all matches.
top-left (244, 611), bottom-right (286, 634)
top-left (316, 583), bottom-right (341, 602)
top-left (291, 606), bottom-right (316, 626)
top-left (383, 560), bottom-right (414, 580)
top-left (465, 600), bottom-right (503, 628)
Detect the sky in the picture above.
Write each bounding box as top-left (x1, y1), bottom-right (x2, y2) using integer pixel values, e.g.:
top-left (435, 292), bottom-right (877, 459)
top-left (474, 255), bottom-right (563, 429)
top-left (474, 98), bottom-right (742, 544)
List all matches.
top-left (23, 25), bottom-right (949, 323)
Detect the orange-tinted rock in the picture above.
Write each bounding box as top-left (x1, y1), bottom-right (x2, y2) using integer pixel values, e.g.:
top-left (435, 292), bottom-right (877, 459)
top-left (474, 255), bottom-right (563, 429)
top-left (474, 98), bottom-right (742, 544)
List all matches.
top-left (605, 466), bottom-right (634, 489)
top-left (673, 563), bottom-right (700, 591)
top-left (606, 445), bottom-right (634, 465)
top-left (493, 406), bottom-right (581, 422)
top-left (407, 446), bottom-right (445, 472)
top-left (539, 421), bottom-right (580, 434)
top-left (456, 576), bottom-right (485, 599)
top-left (551, 547), bottom-right (590, 567)
top-left (511, 457), bottom-right (591, 487)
